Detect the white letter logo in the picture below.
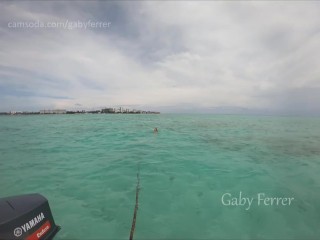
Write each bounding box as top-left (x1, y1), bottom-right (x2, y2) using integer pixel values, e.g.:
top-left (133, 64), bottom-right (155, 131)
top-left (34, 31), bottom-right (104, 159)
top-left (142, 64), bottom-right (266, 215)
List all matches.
top-left (14, 227), bottom-right (23, 237)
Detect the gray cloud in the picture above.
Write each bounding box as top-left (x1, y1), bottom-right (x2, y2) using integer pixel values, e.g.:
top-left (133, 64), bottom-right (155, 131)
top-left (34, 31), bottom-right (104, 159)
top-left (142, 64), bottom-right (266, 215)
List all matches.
top-left (0, 1), bottom-right (319, 114)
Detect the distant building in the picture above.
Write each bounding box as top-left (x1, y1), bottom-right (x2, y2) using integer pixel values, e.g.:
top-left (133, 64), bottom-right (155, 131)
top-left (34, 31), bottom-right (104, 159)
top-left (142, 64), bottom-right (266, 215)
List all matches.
top-left (86, 110), bottom-right (101, 114)
top-left (40, 109), bottom-right (66, 114)
top-left (101, 108), bottom-right (115, 113)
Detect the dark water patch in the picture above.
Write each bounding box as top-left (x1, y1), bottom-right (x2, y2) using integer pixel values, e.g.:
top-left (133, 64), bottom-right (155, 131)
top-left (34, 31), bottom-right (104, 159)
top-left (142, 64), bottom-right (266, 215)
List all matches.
top-left (0, 127), bottom-right (22, 132)
top-left (197, 191), bottom-right (203, 197)
top-left (266, 139), bottom-right (320, 158)
top-left (169, 176), bottom-right (175, 182)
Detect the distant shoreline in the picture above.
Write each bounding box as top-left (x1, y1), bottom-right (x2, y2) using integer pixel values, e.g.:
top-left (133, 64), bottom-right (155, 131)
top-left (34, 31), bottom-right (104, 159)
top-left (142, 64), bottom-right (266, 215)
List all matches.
top-left (0, 108), bottom-right (160, 116)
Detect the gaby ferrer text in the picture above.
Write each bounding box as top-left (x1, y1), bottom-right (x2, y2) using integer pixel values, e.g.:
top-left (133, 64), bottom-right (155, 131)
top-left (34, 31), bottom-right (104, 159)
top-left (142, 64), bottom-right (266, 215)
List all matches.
top-left (221, 192), bottom-right (294, 210)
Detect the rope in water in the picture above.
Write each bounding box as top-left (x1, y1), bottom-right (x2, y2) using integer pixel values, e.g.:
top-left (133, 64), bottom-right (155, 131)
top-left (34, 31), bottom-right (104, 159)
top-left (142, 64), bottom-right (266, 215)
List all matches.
top-left (129, 166), bottom-right (141, 240)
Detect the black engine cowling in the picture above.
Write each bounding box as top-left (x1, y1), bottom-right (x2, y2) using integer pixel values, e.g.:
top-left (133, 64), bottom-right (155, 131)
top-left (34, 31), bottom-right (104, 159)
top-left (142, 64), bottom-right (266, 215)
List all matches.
top-left (0, 193), bottom-right (60, 240)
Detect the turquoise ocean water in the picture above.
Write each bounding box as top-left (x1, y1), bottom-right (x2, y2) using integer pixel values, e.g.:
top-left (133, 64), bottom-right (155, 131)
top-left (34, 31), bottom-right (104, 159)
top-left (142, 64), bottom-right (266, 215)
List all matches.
top-left (1, 114), bottom-right (320, 239)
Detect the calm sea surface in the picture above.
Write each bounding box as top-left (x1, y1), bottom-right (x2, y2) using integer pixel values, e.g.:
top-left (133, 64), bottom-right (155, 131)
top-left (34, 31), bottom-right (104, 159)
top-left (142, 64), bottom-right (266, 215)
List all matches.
top-left (1, 114), bottom-right (320, 239)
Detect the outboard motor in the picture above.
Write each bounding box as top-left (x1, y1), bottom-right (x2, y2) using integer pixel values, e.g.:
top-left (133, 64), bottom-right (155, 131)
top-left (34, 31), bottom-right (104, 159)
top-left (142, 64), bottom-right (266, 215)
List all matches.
top-left (0, 193), bottom-right (60, 240)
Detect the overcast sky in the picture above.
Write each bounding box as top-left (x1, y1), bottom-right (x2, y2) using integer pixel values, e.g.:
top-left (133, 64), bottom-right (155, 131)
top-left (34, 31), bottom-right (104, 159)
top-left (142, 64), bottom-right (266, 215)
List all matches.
top-left (0, 1), bottom-right (319, 114)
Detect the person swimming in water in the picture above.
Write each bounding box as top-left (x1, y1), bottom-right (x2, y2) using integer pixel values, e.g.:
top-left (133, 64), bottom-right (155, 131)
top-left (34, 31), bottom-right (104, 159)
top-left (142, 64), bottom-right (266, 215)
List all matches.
top-left (154, 127), bottom-right (158, 133)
